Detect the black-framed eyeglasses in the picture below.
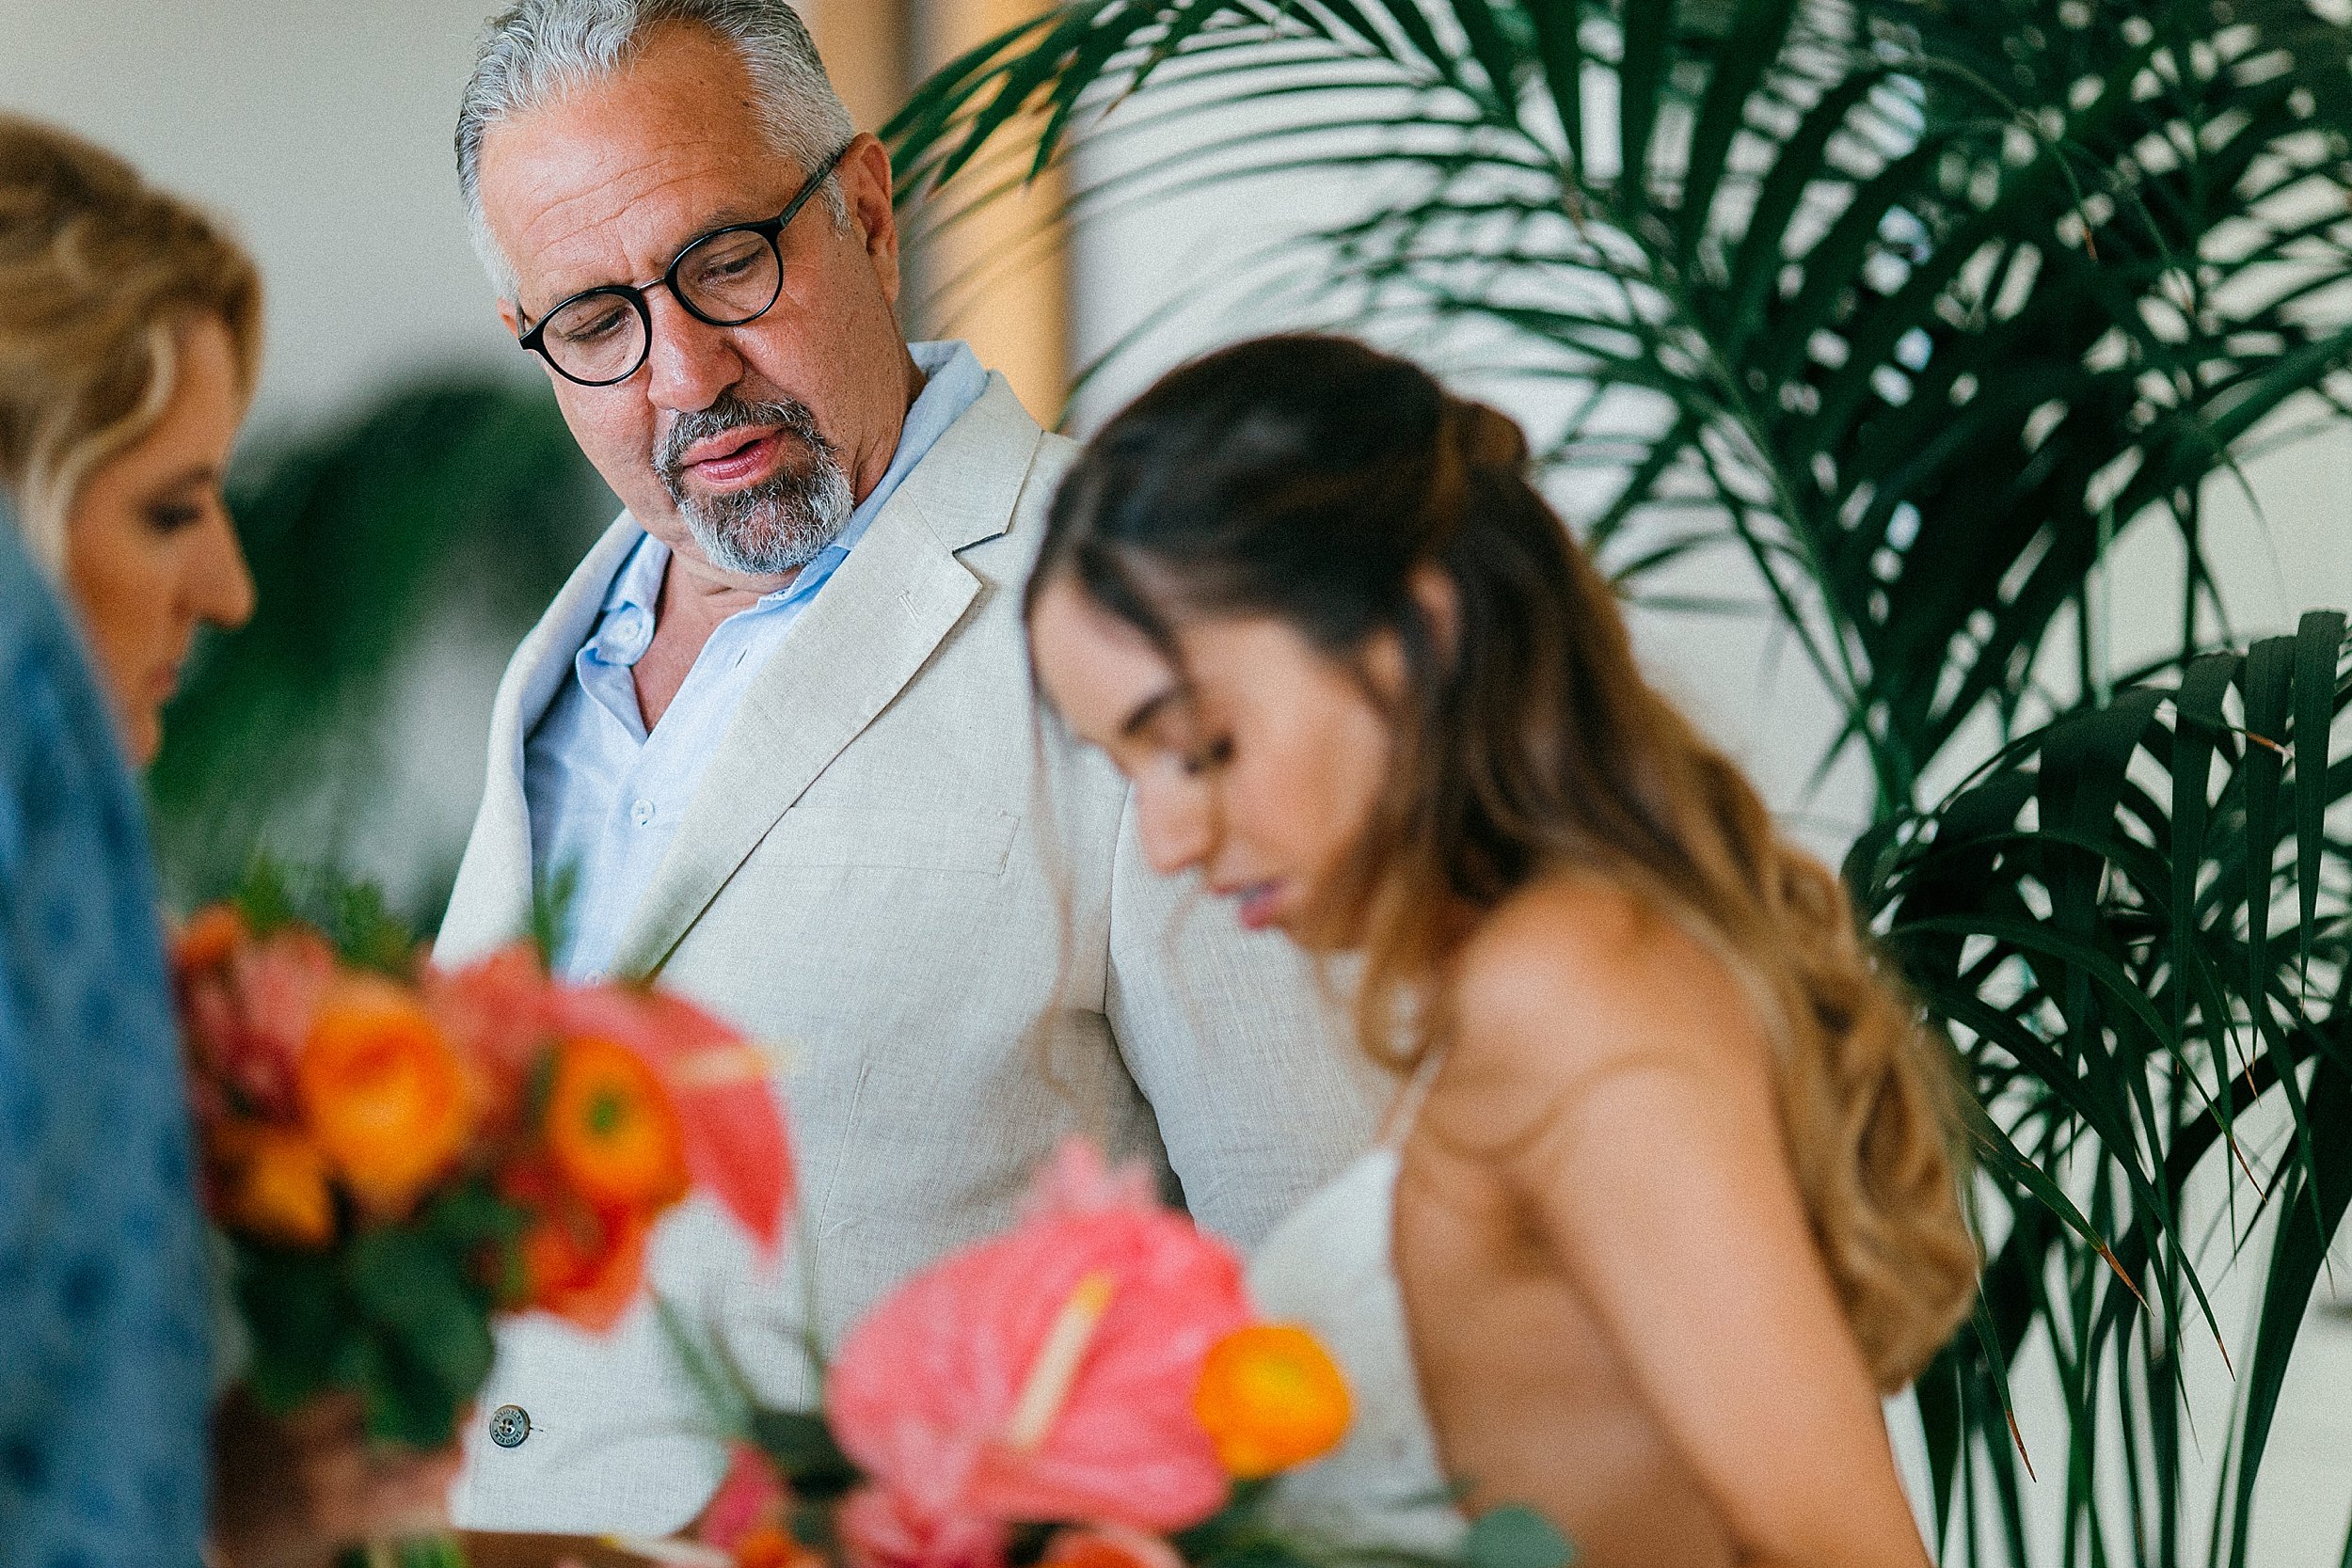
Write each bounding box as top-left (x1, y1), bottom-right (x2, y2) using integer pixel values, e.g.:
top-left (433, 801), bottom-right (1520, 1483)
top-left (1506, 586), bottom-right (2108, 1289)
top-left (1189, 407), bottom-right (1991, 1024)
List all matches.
top-left (516, 143), bottom-right (851, 388)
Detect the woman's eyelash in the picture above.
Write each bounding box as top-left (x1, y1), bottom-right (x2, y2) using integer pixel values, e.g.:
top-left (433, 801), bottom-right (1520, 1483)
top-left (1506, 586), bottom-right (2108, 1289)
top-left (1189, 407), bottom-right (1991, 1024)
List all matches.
top-left (146, 502), bottom-right (203, 532)
top-left (1183, 736), bottom-right (1235, 775)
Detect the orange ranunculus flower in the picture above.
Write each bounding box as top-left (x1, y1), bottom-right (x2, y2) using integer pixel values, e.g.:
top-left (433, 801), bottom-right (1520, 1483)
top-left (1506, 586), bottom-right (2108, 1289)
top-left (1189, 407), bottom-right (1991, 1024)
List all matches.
top-left (210, 1123), bottom-right (336, 1248)
top-left (296, 976), bottom-right (471, 1218)
top-left (175, 903), bottom-right (248, 974)
top-left (505, 1164), bottom-right (654, 1333)
top-left (1192, 1323), bottom-right (1353, 1479)
top-left (544, 1036), bottom-right (689, 1212)
top-left (733, 1527), bottom-right (817, 1568)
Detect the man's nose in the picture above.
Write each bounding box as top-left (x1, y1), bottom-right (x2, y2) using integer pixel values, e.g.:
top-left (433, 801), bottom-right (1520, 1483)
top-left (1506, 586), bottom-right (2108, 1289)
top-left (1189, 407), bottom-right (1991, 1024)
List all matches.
top-left (643, 287), bottom-right (745, 413)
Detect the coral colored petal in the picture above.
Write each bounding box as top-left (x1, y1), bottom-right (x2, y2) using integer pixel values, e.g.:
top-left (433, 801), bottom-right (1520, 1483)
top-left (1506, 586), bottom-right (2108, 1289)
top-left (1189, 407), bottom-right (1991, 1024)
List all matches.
top-left (841, 1485), bottom-right (1009, 1568)
top-left (1041, 1526), bottom-right (1185, 1568)
top-left (701, 1442), bottom-right (792, 1553)
top-left (827, 1181), bottom-right (1249, 1536)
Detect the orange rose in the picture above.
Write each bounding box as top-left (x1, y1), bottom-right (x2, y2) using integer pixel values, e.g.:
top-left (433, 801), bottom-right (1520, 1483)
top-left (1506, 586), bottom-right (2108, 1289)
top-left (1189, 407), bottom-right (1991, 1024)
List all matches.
top-left (544, 1036), bottom-right (689, 1212)
top-left (1193, 1323), bottom-right (1353, 1479)
top-left (296, 977), bottom-right (471, 1217)
top-left (211, 1122), bottom-right (336, 1248)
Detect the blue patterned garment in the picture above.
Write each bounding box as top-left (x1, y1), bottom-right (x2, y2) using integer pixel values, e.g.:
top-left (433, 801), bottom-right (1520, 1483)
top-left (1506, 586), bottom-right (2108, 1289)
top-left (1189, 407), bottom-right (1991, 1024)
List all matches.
top-left (0, 516), bottom-right (212, 1567)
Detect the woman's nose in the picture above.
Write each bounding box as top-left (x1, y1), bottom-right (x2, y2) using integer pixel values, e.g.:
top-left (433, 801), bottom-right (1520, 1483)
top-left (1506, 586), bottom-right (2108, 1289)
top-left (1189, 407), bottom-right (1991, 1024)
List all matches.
top-left (1135, 777), bottom-right (1216, 877)
top-left (189, 506), bottom-right (256, 630)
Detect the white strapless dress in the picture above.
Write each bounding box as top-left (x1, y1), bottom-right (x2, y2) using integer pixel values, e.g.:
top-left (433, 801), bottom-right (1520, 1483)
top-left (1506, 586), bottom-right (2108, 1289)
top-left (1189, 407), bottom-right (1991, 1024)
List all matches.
top-left (1247, 1144), bottom-right (1469, 1558)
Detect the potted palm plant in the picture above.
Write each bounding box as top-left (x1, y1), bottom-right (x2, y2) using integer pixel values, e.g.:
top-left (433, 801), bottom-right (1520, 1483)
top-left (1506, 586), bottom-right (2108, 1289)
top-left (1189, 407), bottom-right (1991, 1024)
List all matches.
top-left (882, 2), bottom-right (2352, 1561)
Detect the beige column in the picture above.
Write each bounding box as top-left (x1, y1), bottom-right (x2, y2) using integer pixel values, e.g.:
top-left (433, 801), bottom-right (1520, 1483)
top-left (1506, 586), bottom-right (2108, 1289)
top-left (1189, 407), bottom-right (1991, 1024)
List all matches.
top-left (798, 0), bottom-right (913, 135)
top-left (804, 0), bottom-right (1073, 422)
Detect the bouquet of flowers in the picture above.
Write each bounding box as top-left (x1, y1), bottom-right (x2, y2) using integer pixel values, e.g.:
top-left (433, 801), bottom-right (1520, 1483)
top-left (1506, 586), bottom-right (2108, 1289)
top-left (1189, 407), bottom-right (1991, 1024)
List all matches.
top-left (667, 1142), bottom-right (1573, 1568)
top-left (173, 870), bottom-right (792, 1544)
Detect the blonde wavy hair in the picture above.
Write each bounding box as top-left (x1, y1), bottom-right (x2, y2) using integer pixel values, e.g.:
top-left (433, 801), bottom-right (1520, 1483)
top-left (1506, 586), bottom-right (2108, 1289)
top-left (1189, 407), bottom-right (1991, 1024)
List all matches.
top-left (0, 114), bottom-right (262, 575)
top-left (1033, 334), bottom-right (1979, 1390)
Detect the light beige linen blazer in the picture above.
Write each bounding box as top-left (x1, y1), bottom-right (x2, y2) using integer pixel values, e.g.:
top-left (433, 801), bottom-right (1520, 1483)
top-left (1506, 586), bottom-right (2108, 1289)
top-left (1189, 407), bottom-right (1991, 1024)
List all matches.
top-left (438, 375), bottom-right (1381, 1534)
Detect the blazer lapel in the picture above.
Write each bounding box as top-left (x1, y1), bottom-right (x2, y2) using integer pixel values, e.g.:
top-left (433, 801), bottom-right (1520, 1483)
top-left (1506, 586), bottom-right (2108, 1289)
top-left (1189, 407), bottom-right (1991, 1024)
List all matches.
top-left (437, 514), bottom-right (642, 962)
top-left (611, 376), bottom-right (1046, 978)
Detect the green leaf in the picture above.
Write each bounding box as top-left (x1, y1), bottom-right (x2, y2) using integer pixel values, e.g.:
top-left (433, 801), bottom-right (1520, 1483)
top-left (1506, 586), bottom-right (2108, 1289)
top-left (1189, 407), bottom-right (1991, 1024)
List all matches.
top-left (344, 1228), bottom-right (498, 1449)
top-left (1465, 1504), bottom-right (1576, 1568)
top-left (2292, 610), bottom-right (2345, 986)
top-left (1614, 0), bottom-right (1673, 220)
top-left (2169, 654), bottom-right (2238, 1036)
top-left (233, 1243), bottom-right (356, 1415)
top-left (2223, 1057), bottom-right (2352, 1568)
top-left (1675, 0), bottom-right (1802, 257)
top-left (748, 1406), bottom-right (863, 1501)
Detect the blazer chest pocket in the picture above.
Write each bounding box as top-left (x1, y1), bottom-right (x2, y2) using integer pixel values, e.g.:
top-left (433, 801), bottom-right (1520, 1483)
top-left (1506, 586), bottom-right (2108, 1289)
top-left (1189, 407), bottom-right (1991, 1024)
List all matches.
top-left (763, 805), bottom-right (1020, 876)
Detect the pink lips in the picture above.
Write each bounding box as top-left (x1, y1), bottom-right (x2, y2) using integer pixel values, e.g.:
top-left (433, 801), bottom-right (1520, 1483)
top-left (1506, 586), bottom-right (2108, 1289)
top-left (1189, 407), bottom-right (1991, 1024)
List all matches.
top-left (683, 428), bottom-right (787, 492)
top-left (1232, 882), bottom-right (1285, 931)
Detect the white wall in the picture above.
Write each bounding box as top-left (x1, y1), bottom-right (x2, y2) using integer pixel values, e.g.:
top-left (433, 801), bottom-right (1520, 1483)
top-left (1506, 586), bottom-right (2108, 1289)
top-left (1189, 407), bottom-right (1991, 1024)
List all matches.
top-left (0, 0), bottom-right (526, 421)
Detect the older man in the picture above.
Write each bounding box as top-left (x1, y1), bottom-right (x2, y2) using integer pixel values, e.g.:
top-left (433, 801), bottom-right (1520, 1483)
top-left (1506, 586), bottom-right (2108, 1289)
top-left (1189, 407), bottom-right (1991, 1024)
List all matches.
top-left (437, 0), bottom-right (1375, 1536)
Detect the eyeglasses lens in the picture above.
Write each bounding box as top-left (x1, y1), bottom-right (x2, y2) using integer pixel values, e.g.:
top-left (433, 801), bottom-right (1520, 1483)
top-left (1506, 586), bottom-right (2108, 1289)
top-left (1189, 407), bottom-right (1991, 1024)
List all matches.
top-left (535, 227), bottom-right (784, 386)
top-left (677, 229), bottom-right (784, 324)
top-left (544, 293), bottom-right (647, 386)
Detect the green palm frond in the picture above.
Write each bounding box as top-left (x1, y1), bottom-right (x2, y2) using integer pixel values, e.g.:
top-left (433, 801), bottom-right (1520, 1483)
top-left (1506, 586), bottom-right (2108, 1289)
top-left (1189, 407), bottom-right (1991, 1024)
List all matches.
top-left (150, 378), bottom-right (615, 925)
top-left (888, 4), bottom-right (2352, 1561)
top-left (888, 0), bottom-right (2352, 812)
top-left (1865, 610), bottom-right (2352, 1565)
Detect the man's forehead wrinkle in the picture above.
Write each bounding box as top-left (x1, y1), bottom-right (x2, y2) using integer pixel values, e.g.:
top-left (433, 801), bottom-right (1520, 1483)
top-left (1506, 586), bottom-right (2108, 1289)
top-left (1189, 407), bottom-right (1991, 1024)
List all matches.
top-left (501, 141), bottom-right (787, 309)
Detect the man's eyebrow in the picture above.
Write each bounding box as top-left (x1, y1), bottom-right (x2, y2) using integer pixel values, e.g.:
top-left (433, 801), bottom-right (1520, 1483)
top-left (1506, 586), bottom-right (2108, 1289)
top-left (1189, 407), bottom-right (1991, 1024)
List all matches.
top-left (684, 202), bottom-right (773, 234)
top-left (1120, 688), bottom-right (1181, 739)
top-left (530, 202), bottom-right (781, 310)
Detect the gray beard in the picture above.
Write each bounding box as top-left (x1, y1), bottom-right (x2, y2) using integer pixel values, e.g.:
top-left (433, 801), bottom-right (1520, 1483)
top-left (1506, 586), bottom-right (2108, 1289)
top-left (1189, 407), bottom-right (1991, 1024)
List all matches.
top-left (655, 393), bottom-right (854, 576)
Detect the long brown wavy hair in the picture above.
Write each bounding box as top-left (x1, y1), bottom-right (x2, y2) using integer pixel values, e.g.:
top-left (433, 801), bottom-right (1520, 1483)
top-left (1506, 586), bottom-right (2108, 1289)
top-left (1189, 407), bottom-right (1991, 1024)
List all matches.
top-left (1029, 334), bottom-right (1978, 1389)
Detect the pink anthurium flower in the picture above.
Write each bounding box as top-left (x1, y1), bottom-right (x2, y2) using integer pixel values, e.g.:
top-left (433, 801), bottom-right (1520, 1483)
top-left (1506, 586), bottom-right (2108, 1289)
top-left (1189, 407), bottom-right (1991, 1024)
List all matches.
top-left (826, 1139), bottom-right (1252, 1562)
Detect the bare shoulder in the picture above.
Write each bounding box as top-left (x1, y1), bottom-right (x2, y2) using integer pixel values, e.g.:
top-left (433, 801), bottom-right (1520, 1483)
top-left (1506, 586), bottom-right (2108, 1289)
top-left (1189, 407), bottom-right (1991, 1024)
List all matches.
top-left (1438, 872), bottom-right (1774, 1135)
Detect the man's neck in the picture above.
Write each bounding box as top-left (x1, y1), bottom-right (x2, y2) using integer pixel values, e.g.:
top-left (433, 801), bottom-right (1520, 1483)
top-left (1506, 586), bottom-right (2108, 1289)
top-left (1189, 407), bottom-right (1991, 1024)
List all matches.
top-left (630, 345), bottom-right (931, 731)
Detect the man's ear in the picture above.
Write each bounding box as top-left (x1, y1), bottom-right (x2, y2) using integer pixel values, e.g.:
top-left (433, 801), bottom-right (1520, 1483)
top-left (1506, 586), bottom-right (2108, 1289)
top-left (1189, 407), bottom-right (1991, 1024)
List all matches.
top-left (1407, 563), bottom-right (1462, 664)
top-left (838, 132), bottom-right (902, 308)
top-left (496, 296), bottom-right (523, 340)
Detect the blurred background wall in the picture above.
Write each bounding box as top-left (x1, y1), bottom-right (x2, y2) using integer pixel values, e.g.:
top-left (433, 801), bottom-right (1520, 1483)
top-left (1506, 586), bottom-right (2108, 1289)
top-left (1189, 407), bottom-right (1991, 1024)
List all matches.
top-left (5, 4), bottom-right (2349, 1558)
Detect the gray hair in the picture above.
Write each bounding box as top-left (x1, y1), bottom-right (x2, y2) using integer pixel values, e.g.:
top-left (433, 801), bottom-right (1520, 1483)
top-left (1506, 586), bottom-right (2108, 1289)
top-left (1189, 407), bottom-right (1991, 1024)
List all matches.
top-left (456, 0), bottom-right (856, 301)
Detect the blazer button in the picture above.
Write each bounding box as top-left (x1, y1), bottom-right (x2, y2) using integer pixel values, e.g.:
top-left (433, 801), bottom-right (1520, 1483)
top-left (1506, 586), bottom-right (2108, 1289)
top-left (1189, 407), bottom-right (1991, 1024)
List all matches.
top-left (488, 1404), bottom-right (532, 1449)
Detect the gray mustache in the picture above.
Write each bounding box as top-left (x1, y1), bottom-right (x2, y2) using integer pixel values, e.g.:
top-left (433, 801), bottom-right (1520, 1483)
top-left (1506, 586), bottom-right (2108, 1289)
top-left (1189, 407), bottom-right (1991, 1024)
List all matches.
top-left (654, 393), bottom-right (834, 492)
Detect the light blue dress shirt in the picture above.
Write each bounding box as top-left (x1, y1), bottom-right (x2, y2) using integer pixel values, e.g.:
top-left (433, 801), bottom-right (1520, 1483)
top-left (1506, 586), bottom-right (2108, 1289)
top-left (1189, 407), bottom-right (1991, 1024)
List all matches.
top-left (0, 515), bottom-right (212, 1568)
top-left (525, 341), bottom-right (991, 978)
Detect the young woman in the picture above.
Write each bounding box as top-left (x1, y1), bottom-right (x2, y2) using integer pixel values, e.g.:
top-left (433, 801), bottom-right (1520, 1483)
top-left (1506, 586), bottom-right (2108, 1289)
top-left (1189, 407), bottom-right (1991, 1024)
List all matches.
top-left (1025, 336), bottom-right (1979, 1568)
top-left (0, 114), bottom-right (455, 1568)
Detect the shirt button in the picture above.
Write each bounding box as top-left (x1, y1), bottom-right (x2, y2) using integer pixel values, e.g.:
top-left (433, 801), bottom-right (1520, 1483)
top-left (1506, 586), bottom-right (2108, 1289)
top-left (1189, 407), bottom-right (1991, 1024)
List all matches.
top-left (488, 1404), bottom-right (531, 1449)
top-left (630, 799), bottom-right (656, 828)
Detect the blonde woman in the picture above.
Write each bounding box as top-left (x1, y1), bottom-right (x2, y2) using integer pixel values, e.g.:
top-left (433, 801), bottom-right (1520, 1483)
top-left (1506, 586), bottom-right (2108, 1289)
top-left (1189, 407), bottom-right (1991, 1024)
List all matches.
top-left (0, 111), bottom-right (259, 763)
top-left (0, 116), bottom-right (454, 1568)
top-left (1025, 336), bottom-right (1979, 1567)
